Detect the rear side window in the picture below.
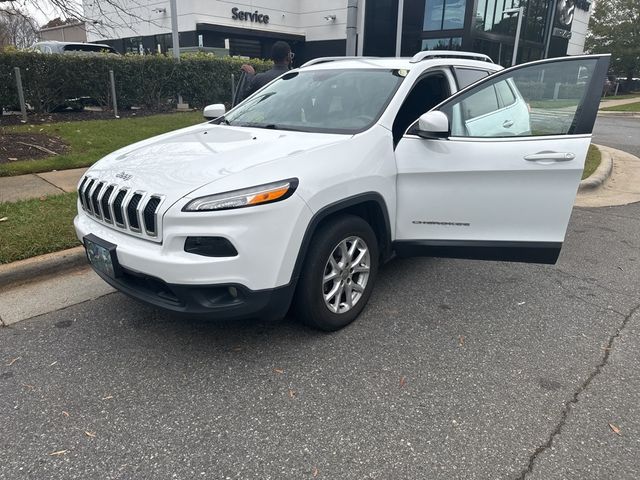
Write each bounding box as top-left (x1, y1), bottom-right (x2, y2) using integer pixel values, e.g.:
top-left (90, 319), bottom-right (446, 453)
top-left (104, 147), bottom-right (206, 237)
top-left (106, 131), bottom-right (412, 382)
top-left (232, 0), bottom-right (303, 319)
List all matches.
top-left (460, 85), bottom-right (499, 119)
top-left (454, 68), bottom-right (489, 89)
top-left (495, 80), bottom-right (516, 107)
top-left (63, 44), bottom-right (116, 54)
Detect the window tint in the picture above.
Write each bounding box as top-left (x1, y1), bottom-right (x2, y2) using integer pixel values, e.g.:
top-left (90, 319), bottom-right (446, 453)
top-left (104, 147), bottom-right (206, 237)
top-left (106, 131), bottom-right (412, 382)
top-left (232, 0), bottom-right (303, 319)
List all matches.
top-left (421, 37), bottom-right (462, 51)
top-left (495, 80), bottom-right (516, 106)
top-left (442, 58), bottom-right (598, 137)
top-left (460, 86), bottom-right (499, 119)
top-left (63, 44), bottom-right (117, 54)
top-left (424, 0), bottom-right (467, 31)
top-left (454, 68), bottom-right (489, 89)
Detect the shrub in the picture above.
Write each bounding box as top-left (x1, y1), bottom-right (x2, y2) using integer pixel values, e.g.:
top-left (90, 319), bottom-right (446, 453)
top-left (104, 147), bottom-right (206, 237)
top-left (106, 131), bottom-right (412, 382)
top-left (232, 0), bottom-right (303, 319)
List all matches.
top-left (0, 51), bottom-right (272, 112)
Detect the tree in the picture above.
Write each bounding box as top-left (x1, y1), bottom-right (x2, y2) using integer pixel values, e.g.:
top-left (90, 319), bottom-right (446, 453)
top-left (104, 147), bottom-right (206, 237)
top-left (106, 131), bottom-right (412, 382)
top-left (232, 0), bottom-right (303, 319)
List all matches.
top-left (0, 8), bottom-right (39, 49)
top-left (42, 17), bottom-right (77, 29)
top-left (586, 0), bottom-right (640, 87)
top-left (0, 0), bottom-right (155, 36)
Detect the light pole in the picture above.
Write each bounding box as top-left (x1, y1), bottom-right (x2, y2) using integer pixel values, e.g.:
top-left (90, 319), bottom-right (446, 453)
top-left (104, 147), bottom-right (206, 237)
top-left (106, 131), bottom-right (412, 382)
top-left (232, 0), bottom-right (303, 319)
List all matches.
top-left (503, 6), bottom-right (524, 66)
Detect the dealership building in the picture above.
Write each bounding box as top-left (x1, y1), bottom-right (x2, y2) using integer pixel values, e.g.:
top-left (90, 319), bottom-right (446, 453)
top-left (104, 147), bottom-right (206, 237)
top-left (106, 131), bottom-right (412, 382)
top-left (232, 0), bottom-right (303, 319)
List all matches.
top-left (86, 0), bottom-right (593, 66)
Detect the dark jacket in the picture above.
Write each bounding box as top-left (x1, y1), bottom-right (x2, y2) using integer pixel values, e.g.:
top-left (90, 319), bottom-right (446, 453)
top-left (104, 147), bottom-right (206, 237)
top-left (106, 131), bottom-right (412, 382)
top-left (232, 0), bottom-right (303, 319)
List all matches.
top-left (237, 64), bottom-right (289, 102)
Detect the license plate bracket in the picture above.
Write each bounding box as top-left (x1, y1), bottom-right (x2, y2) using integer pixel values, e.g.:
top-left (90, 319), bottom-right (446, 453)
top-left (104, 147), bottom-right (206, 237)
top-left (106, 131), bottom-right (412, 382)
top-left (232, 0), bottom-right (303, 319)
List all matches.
top-left (84, 234), bottom-right (122, 279)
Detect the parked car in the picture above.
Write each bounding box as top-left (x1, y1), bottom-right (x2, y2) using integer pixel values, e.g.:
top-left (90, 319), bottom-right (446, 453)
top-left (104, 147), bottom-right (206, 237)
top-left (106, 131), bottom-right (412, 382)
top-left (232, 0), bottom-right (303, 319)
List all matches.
top-left (31, 41), bottom-right (120, 111)
top-left (75, 51), bottom-right (609, 331)
top-left (32, 41), bottom-right (118, 55)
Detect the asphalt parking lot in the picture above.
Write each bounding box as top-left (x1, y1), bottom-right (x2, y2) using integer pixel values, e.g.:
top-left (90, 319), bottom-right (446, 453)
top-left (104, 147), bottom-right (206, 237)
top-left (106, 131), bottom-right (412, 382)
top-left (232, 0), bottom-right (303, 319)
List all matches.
top-left (1, 201), bottom-right (639, 479)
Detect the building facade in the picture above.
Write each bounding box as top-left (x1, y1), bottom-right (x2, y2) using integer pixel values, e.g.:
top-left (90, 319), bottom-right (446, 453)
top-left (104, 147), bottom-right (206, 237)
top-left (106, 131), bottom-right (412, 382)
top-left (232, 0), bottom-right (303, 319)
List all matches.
top-left (85, 0), bottom-right (592, 66)
top-left (40, 23), bottom-right (88, 43)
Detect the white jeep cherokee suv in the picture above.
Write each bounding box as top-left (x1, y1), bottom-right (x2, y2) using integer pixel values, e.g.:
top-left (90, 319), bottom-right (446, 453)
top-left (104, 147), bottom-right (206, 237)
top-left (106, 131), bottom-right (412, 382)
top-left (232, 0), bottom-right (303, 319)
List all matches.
top-left (75, 51), bottom-right (609, 330)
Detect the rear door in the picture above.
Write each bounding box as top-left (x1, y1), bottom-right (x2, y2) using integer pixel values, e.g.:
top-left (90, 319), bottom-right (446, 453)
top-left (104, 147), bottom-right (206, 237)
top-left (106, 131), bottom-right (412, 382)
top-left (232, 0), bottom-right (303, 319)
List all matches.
top-left (394, 55), bottom-right (610, 263)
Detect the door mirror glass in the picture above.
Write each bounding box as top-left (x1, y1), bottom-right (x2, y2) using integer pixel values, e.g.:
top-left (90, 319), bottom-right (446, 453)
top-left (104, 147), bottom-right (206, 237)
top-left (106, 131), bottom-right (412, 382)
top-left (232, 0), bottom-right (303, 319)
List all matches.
top-left (416, 111), bottom-right (450, 139)
top-left (203, 103), bottom-right (226, 120)
top-left (440, 57), bottom-right (600, 137)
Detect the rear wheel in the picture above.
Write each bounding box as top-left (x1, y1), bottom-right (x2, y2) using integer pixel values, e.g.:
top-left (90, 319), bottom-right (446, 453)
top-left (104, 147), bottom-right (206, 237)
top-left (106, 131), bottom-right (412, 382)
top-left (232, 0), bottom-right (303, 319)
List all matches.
top-left (294, 215), bottom-right (379, 331)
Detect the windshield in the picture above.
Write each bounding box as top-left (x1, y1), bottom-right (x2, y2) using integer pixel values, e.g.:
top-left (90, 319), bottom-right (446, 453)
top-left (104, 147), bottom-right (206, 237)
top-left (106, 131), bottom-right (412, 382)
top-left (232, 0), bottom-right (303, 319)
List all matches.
top-left (223, 69), bottom-right (405, 134)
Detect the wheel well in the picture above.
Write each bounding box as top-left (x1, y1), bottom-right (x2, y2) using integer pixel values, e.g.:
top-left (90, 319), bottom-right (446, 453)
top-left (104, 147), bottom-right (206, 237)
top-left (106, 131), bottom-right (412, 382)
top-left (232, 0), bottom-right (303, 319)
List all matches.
top-left (315, 200), bottom-right (391, 261)
top-left (288, 194), bottom-right (392, 289)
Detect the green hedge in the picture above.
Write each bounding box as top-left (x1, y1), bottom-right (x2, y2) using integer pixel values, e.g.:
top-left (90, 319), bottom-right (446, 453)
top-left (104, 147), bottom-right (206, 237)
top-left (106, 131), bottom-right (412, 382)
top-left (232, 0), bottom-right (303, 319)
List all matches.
top-left (0, 51), bottom-right (272, 113)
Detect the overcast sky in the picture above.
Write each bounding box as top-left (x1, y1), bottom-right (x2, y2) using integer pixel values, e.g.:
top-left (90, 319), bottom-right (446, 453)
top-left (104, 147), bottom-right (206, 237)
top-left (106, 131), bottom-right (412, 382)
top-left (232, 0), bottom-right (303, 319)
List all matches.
top-left (22, 0), bottom-right (81, 26)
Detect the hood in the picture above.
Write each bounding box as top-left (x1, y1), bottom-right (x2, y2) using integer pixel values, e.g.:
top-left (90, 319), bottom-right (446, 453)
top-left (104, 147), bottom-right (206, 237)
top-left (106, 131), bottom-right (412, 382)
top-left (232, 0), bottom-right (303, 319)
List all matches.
top-left (85, 123), bottom-right (348, 201)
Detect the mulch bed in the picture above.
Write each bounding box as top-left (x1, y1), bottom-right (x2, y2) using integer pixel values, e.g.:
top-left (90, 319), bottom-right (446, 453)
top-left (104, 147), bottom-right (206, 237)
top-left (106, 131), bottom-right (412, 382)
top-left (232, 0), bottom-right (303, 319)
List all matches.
top-left (0, 106), bottom-right (178, 126)
top-left (0, 133), bottom-right (68, 164)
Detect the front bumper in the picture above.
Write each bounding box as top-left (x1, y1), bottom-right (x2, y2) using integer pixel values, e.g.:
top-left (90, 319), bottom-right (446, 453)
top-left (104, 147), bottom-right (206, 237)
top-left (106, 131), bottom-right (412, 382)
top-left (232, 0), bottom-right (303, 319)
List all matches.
top-left (75, 192), bottom-right (312, 317)
top-left (74, 193), bottom-right (312, 290)
top-left (89, 262), bottom-right (295, 319)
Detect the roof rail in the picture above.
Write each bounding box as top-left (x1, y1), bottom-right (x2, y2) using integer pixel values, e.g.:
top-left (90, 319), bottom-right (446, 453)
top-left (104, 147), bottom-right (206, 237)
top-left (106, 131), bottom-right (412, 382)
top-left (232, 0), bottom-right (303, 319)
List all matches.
top-left (300, 56), bottom-right (380, 68)
top-left (410, 50), bottom-right (494, 64)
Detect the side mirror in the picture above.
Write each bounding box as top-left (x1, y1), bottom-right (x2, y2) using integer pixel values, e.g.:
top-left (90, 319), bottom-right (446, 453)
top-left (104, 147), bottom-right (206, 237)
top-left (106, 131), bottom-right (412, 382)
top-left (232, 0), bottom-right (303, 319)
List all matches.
top-left (416, 111), bottom-right (450, 139)
top-left (203, 103), bottom-right (226, 120)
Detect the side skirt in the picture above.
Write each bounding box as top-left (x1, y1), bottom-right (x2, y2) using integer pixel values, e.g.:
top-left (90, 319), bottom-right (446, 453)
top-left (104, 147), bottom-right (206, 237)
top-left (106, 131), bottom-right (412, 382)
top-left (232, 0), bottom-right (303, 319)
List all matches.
top-left (393, 240), bottom-right (562, 264)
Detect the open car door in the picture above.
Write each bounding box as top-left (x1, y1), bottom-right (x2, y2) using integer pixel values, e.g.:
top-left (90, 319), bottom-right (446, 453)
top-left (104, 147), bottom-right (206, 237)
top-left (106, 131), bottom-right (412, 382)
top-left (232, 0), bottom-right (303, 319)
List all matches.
top-left (393, 55), bottom-right (610, 263)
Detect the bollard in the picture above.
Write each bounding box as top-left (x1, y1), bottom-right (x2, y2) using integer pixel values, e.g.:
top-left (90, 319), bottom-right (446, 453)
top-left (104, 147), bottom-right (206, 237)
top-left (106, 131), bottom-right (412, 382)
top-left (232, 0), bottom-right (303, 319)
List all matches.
top-left (109, 70), bottom-right (119, 118)
top-left (13, 67), bottom-right (27, 123)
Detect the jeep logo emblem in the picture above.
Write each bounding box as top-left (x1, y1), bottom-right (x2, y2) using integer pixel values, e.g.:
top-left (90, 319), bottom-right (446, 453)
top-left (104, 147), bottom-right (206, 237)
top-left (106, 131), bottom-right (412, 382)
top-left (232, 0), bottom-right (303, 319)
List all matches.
top-left (115, 171), bottom-right (133, 181)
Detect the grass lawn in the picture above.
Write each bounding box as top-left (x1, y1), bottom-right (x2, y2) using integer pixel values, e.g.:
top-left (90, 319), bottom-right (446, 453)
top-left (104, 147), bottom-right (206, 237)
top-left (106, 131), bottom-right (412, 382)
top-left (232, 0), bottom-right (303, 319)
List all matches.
top-left (0, 111), bottom-right (203, 177)
top-left (582, 144), bottom-right (601, 180)
top-left (0, 192), bottom-right (80, 264)
top-left (601, 101), bottom-right (640, 112)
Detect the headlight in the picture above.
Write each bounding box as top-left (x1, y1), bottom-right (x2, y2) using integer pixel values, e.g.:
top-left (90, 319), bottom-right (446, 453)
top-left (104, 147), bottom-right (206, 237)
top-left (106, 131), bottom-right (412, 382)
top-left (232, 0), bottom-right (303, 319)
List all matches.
top-left (182, 178), bottom-right (299, 212)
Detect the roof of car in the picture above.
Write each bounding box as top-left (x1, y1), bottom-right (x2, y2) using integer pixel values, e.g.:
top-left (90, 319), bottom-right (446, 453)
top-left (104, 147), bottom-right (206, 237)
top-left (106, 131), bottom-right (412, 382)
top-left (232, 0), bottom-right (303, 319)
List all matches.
top-left (34, 41), bottom-right (113, 47)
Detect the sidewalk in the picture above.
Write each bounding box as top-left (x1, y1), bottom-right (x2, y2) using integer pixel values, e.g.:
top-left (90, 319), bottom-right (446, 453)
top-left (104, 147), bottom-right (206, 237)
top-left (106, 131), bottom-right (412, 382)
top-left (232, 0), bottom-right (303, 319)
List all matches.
top-left (0, 167), bottom-right (86, 203)
top-left (599, 96), bottom-right (640, 108)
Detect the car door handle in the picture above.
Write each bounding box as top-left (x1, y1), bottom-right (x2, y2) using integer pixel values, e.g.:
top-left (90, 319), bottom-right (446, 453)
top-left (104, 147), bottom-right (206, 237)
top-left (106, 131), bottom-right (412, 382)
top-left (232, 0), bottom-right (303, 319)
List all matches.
top-left (503, 120), bottom-right (514, 128)
top-left (524, 152), bottom-right (576, 162)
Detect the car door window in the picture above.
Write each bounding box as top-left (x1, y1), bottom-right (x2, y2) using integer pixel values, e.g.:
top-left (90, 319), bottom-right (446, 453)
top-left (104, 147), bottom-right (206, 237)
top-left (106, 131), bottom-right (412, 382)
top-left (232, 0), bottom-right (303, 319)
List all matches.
top-left (392, 71), bottom-right (451, 144)
top-left (442, 58), bottom-right (600, 137)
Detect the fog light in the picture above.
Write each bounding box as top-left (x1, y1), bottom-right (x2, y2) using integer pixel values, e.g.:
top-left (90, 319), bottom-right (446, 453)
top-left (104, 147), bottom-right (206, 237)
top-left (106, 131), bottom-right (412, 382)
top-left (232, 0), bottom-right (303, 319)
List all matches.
top-left (228, 287), bottom-right (238, 298)
top-left (184, 237), bottom-right (238, 257)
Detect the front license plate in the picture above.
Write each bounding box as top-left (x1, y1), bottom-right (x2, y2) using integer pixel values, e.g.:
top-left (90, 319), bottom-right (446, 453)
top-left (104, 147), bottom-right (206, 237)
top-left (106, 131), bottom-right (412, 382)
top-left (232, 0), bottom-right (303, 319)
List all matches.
top-left (84, 234), bottom-right (121, 279)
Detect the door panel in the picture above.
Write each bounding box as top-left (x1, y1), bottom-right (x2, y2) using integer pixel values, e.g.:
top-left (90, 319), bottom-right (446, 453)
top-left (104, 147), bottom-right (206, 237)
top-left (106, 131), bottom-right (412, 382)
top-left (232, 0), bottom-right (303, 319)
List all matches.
top-left (394, 55), bottom-right (610, 263)
top-left (395, 135), bottom-right (590, 241)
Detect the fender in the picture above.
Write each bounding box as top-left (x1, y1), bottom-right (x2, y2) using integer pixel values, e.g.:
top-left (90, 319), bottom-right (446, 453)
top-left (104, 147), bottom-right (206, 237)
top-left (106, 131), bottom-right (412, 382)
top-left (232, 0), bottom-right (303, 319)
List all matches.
top-left (288, 192), bottom-right (392, 286)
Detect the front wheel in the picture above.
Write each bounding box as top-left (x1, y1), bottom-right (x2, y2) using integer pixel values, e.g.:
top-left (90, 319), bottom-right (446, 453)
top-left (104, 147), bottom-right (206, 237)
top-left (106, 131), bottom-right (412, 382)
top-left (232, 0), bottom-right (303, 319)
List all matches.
top-left (294, 215), bottom-right (379, 331)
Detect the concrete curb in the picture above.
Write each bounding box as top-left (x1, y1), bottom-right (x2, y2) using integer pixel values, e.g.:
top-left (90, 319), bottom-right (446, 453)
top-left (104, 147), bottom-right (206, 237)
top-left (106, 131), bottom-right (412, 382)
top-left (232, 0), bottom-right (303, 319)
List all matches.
top-left (0, 246), bottom-right (86, 290)
top-left (579, 144), bottom-right (613, 192)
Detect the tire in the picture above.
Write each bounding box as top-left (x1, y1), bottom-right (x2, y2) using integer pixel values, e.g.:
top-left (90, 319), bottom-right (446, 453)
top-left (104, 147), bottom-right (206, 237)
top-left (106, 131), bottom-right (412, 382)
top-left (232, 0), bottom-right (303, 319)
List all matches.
top-left (294, 214), bottom-right (379, 331)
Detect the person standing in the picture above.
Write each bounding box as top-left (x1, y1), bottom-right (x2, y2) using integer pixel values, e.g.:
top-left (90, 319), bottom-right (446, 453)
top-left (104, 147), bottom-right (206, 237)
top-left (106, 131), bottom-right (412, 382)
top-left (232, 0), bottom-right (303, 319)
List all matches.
top-left (237, 41), bottom-right (293, 102)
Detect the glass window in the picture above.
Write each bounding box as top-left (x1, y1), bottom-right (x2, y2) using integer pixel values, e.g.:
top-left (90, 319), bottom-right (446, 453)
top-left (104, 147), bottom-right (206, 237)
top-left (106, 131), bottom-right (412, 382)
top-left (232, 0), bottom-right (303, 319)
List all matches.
top-left (443, 0), bottom-right (466, 29)
top-left (422, 37), bottom-right (462, 51)
top-left (460, 86), bottom-right (500, 120)
top-left (454, 67), bottom-right (489, 88)
top-left (224, 69), bottom-right (405, 134)
top-left (495, 80), bottom-right (516, 106)
top-left (424, 0), bottom-right (445, 31)
top-left (424, 0), bottom-right (466, 31)
top-left (441, 58), bottom-right (599, 137)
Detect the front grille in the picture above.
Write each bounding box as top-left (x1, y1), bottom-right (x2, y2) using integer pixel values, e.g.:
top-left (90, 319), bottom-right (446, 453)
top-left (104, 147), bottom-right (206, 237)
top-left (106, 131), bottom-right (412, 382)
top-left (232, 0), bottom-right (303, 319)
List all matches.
top-left (101, 185), bottom-right (115, 223)
top-left (112, 189), bottom-right (127, 226)
top-left (91, 182), bottom-right (104, 218)
top-left (78, 175), bottom-right (164, 241)
top-left (143, 196), bottom-right (161, 235)
top-left (127, 193), bottom-right (143, 230)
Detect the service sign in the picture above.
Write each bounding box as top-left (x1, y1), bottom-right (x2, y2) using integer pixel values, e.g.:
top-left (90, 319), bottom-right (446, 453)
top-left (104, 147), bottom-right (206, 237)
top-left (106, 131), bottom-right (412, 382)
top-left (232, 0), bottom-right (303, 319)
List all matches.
top-left (231, 7), bottom-right (270, 24)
